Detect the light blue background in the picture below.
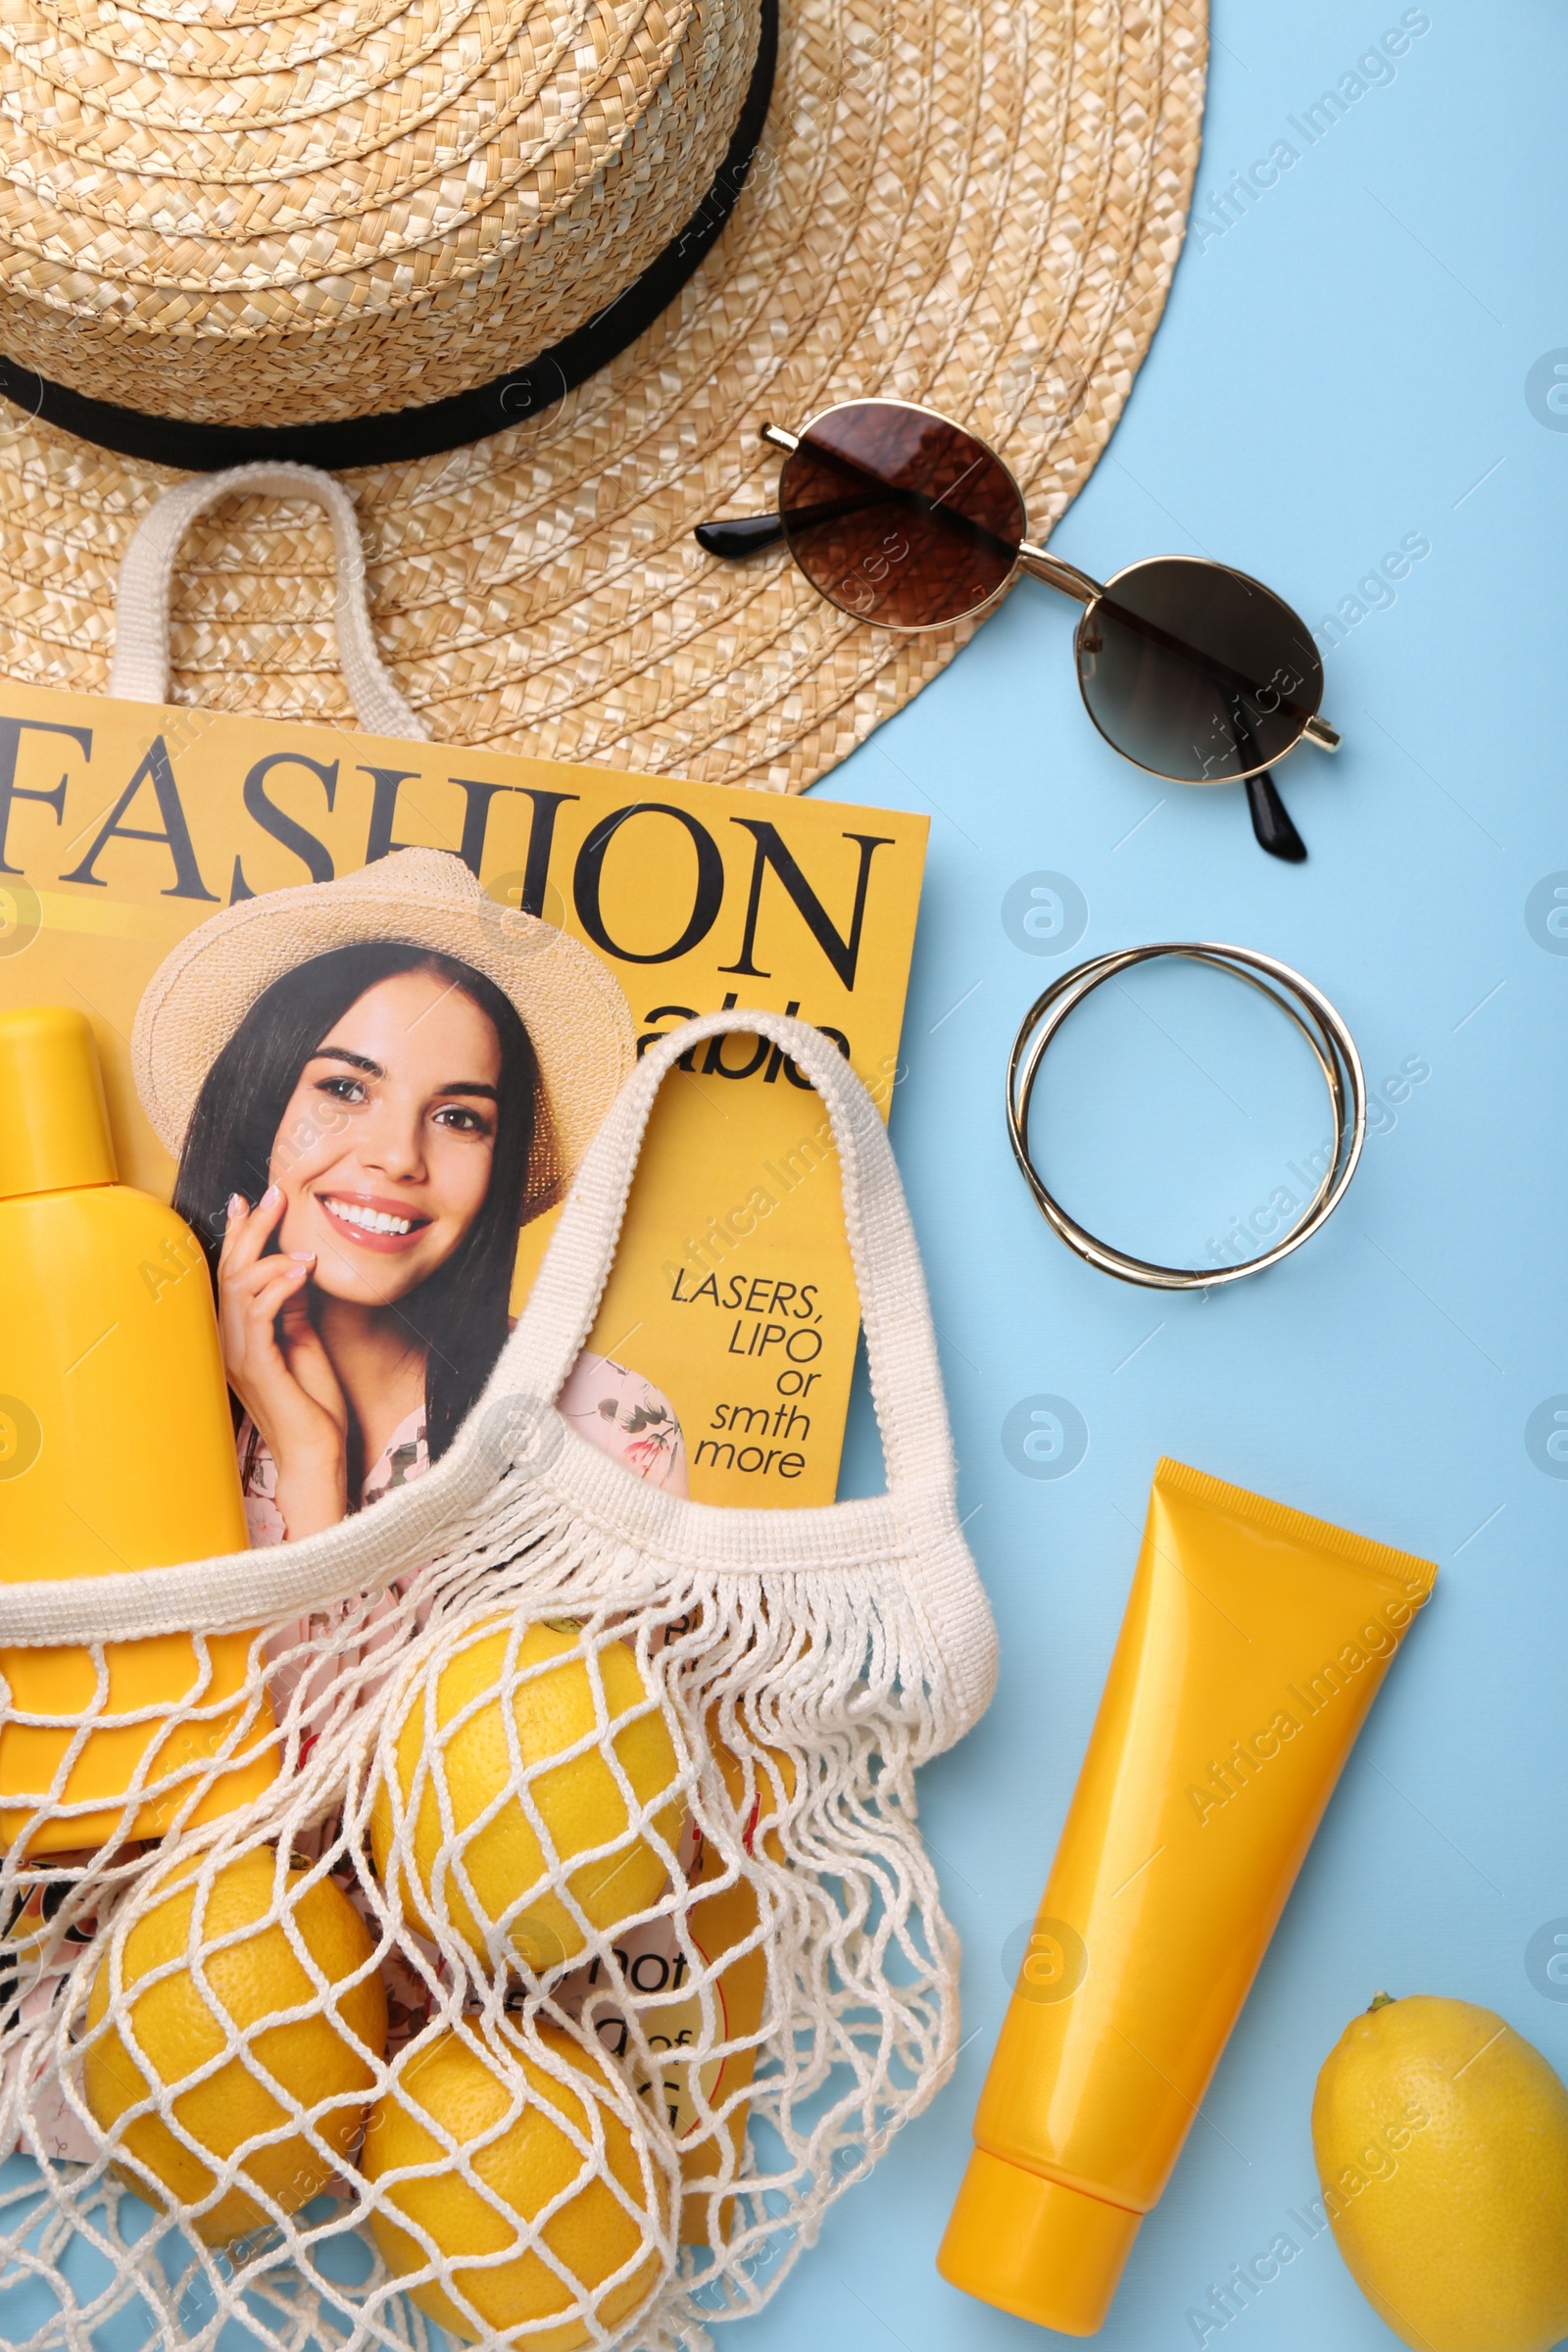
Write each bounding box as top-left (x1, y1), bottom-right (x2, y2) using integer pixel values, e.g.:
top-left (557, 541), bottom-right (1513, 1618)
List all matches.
top-left (787, 6), bottom-right (1568, 2349)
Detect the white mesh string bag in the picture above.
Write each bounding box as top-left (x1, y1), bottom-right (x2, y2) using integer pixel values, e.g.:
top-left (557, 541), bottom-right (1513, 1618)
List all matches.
top-left (0, 1008), bottom-right (998, 2352)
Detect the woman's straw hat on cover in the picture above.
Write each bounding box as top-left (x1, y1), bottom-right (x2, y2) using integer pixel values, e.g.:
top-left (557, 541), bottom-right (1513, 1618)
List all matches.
top-left (132, 848), bottom-right (636, 1212)
top-left (0, 0), bottom-right (1206, 793)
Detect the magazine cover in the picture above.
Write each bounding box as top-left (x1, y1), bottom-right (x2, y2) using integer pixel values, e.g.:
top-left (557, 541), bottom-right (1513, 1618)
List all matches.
top-left (0, 681), bottom-right (926, 1514)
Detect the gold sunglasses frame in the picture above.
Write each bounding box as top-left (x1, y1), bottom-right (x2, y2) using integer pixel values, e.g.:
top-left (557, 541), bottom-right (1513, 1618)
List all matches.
top-left (758, 401), bottom-right (1342, 789)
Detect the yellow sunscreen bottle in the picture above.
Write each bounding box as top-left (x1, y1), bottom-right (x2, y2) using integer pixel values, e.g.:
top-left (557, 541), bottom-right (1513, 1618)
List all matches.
top-left (939, 1459), bottom-right (1437, 2335)
top-left (0, 1004), bottom-right (276, 1854)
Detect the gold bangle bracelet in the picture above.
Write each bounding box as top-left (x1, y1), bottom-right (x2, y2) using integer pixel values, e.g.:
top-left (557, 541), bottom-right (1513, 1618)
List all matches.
top-left (1005, 943), bottom-right (1366, 1291)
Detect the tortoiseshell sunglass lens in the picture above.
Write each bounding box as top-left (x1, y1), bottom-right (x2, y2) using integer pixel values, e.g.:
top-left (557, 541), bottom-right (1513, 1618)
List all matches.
top-left (1074, 557), bottom-right (1324, 784)
top-left (778, 402), bottom-right (1026, 628)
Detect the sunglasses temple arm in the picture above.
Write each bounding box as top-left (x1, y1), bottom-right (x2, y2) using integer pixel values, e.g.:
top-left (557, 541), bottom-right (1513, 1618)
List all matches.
top-left (1089, 583), bottom-right (1323, 735)
top-left (1226, 691), bottom-right (1307, 863)
top-left (697, 482), bottom-right (924, 558)
top-left (1020, 541), bottom-right (1330, 733)
top-left (1245, 773), bottom-right (1308, 863)
top-left (696, 484), bottom-right (1022, 573)
top-left (1018, 558), bottom-right (1341, 757)
top-left (694, 514), bottom-right (789, 558)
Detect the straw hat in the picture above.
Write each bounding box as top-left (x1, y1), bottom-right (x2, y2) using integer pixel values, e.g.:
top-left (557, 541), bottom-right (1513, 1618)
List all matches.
top-left (131, 848), bottom-right (637, 1211)
top-left (0, 0), bottom-right (1206, 793)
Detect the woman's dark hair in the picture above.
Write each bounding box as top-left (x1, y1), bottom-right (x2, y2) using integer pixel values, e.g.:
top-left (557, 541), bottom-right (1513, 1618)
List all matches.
top-left (173, 940), bottom-right (538, 1482)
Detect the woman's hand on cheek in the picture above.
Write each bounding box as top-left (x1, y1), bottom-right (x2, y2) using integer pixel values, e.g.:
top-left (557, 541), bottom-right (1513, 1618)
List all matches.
top-left (219, 1187), bottom-right (350, 1541)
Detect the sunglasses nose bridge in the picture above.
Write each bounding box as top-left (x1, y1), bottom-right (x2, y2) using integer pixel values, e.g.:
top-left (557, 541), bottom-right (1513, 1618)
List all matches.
top-left (1017, 539), bottom-right (1102, 606)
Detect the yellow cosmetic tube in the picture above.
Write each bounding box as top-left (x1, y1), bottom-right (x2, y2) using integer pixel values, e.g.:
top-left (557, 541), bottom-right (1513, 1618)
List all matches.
top-left (0, 1005), bottom-right (277, 1854)
top-left (938, 1458), bottom-right (1437, 2335)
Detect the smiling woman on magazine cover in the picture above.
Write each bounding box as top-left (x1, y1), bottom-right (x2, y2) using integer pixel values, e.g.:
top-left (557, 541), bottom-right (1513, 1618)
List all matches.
top-left (145, 851), bottom-right (689, 1546)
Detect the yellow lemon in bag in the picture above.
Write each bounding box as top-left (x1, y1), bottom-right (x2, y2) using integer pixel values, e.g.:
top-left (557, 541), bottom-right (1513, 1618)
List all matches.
top-left (369, 1619), bottom-right (683, 1974)
top-left (83, 1845), bottom-right (387, 2243)
top-left (362, 2020), bottom-right (669, 2348)
top-left (1311, 1990), bottom-right (1568, 2352)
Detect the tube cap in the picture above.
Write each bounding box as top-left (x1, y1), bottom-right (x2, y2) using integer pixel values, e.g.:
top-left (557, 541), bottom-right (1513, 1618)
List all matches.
top-left (937, 2147), bottom-right (1143, 2337)
top-left (0, 1005), bottom-right (118, 1199)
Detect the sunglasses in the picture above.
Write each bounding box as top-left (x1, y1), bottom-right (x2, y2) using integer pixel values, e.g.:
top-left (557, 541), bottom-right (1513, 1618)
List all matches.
top-left (696, 398), bottom-right (1340, 862)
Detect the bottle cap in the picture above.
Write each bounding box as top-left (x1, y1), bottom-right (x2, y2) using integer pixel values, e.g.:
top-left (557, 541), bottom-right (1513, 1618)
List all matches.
top-left (0, 1005), bottom-right (118, 1199)
top-left (937, 2146), bottom-right (1143, 2336)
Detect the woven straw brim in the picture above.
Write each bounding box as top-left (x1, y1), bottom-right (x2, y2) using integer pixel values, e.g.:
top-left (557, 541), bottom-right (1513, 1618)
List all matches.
top-left (0, 0), bottom-right (1206, 795)
top-left (130, 847), bottom-right (638, 1209)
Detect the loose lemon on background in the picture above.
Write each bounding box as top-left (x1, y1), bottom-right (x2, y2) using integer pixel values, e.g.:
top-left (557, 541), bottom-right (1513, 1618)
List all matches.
top-left (82, 1845), bottom-right (387, 2244)
top-left (362, 2019), bottom-right (669, 2348)
top-left (1311, 1989), bottom-right (1568, 2352)
top-left (368, 1620), bottom-right (684, 1974)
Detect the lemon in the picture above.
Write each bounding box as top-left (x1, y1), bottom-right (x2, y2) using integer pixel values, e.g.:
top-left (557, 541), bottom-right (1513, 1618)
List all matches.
top-left (1311, 1989), bottom-right (1568, 2352)
top-left (362, 2020), bottom-right (668, 2348)
top-left (83, 1845), bottom-right (388, 2244)
top-left (369, 1620), bottom-right (683, 1974)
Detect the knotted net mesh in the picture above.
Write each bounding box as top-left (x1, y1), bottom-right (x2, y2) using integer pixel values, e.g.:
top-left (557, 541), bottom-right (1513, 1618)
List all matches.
top-left (0, 1449), bottom-right (960, 2352)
